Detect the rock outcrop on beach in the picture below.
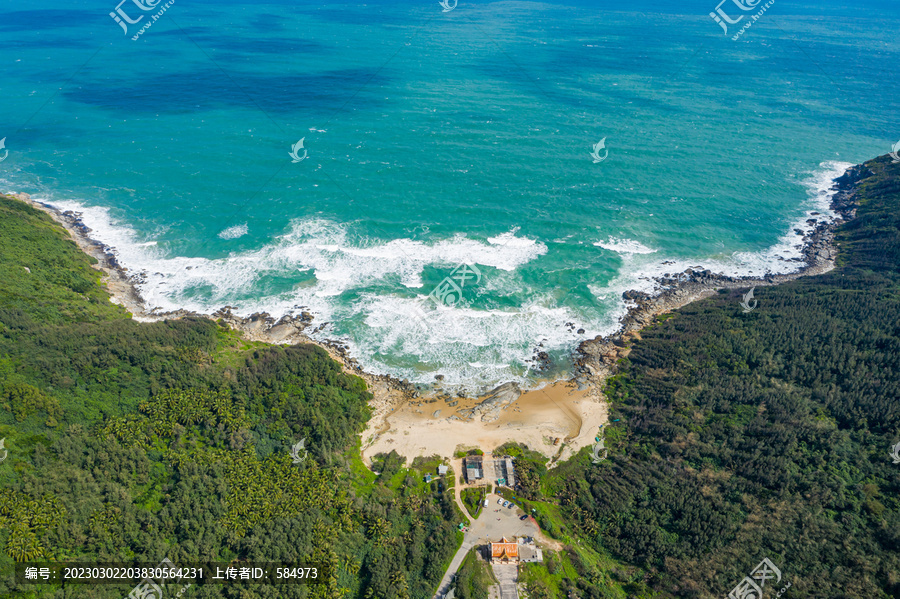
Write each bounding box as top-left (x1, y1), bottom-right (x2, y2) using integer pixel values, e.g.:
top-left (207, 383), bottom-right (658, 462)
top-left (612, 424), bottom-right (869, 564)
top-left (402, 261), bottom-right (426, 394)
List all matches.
top-left (458, 382), bottom-right (521, 422)
top-left (212, 307), bottom-right (313, 344)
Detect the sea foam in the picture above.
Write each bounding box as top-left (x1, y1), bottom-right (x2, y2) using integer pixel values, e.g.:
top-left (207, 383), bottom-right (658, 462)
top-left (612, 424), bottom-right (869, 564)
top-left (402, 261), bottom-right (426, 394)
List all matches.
top-left (217, 223), bottom-right (248, 240)
top-left (16, 161), bottom-right (851, 389)
top-left (588, 161), bottom-right (853, 330)
top-left (593, 237), bottom-right (658, 255)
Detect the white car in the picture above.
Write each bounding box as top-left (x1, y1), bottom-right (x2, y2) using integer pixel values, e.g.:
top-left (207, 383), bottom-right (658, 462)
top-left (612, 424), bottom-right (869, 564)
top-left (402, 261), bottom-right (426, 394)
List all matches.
top-left (483, 499), bottom-right (489, 508)
top-left (497, 499), bottom-right (503, 505)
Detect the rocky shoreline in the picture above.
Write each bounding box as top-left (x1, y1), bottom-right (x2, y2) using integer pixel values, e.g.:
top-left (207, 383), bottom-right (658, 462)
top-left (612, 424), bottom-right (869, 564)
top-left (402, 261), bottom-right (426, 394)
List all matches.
top-left (4, 162), bottom-right (865, 436)
top-left (573, 163), bottom-right (867, 385)
top-left (5, 192), bottom-right (421, 409)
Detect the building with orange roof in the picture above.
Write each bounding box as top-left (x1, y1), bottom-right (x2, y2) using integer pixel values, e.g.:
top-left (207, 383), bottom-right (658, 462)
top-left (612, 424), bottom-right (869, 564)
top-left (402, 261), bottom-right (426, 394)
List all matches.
top-left (489, 537), bottom-right (519, 564)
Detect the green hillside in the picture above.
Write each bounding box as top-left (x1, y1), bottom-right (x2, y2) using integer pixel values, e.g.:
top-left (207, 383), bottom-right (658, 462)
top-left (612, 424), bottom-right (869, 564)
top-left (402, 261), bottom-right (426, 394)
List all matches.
top-left (544, 156), bottom-right (900, 598)
top-left (0, 196), bottom-right (461, 599)
top-left (1, 154), bottom-right (899, 599)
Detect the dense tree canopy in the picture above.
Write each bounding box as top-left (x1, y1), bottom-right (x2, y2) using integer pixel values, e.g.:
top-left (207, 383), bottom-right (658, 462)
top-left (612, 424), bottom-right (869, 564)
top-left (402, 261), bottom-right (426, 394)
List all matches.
top-left (1, 155), bottom-right (899, 598)
top-left (555, 157), bottom-right (900, 598)
top-left (0, 196), bottom-right (460, 598)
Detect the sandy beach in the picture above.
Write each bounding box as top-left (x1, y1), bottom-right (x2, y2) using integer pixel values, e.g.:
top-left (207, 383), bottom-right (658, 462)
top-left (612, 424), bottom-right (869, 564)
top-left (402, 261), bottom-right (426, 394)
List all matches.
top-left (3, 164), bottom-right (859, 467)
top-left (361, 380), bottom-right (608, 465)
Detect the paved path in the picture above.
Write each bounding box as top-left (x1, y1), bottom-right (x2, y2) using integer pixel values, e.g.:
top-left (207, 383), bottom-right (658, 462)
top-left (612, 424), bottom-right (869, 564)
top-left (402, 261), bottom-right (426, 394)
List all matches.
top-left (434, 491), bottom-right (539, 599)
top-left (433, 537), bottom-right (476, 599)
top-left (491, 564), bottom-right (519, 599)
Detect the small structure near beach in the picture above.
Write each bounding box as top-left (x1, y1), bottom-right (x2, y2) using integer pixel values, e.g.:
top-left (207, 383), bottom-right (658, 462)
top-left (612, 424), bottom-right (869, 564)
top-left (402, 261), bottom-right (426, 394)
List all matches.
top-left (485, 537), bottom-right (543, 565)
top-left (489, 538), bottom-right (519, 564)
top-left (490, 457), bottom-right (516, 488)
top-left (502, 457), bottom-right (516, 488)
top-left (464, 456), bottom-right (483, 483)
top-left (485, 537), bottom-right (544, 564)
top-left (518, 538), bottom-right (543, 563)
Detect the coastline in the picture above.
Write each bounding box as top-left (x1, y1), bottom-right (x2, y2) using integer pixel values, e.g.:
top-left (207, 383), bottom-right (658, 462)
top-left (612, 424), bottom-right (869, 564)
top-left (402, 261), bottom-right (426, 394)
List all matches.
top-left (574, 163), bottom-right (864, 387)
top-left (3, 162), bottom-right (864, 465)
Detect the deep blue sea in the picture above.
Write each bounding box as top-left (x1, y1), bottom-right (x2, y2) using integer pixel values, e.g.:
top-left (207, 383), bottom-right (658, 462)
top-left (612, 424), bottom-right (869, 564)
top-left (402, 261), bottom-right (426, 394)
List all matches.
top-left (1, 0), bottom-right (899, 390)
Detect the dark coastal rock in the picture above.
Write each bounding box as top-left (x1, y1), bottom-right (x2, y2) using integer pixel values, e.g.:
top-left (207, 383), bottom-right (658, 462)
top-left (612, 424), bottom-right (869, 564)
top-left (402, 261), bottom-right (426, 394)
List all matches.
top-left (622, 290), bottom-right (652, 303)
top-left (830, 163), bottom-right (872, 221)
top-left (458, 382), bottom-right (521, 422)
top-left (834, 163), bottom-right (873, 190)
top-left (526, 347), bottom-right (553, 372)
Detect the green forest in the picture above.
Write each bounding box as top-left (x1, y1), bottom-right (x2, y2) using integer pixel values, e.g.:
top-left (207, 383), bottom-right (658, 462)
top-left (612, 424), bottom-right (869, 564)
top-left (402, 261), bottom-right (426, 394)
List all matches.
top-left (1, 154), bottom-right (899, 599)
top-left (538, 156), bottom-right (900, 598)
top-left (0, 196), bottom-right (461, 598)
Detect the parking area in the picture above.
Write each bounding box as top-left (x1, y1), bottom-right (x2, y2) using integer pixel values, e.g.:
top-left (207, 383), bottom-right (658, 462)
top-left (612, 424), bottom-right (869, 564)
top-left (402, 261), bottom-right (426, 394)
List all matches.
top-left (466, 494), bottom-right (538, 546)
top-left (434, 493), bottom-right (538, 598)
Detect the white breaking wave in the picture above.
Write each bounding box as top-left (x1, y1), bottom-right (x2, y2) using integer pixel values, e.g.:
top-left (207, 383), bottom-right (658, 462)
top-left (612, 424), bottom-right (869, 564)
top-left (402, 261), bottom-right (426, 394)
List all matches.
top-left (25, 199), bottom-right (548, 311)
top-left (350, 294), bottom-right (597, 390)
top-left (15, 160), bottom-right (851, 389)
top-left (593, 237), bottom-right (657, 254)
top-left (26, 202), bottom-right (564, 388)
top-left (588, 160), bottom-right (853, 329)
top-left (218, 223), bottom-right (248, 240)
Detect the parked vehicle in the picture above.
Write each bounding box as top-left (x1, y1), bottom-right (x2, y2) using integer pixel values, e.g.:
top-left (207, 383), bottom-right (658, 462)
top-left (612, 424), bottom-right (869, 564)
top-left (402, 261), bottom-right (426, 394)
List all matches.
top-left (497, 499), bottom-right (503, 505)
top-left (483, 499), bottom-right (489, 508)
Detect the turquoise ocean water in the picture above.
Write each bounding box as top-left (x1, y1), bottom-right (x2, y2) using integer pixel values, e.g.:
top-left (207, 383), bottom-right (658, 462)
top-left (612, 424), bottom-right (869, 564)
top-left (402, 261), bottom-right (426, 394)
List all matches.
top-left (1, 0), bottom-right (899, 390)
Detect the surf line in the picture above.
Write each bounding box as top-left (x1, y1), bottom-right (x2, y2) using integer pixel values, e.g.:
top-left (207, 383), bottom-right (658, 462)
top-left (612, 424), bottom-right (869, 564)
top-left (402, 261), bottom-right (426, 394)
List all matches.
top-left (131, 0), bottom-right (175, 41)
top-left (732, 0), bottom-right (775, 41)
